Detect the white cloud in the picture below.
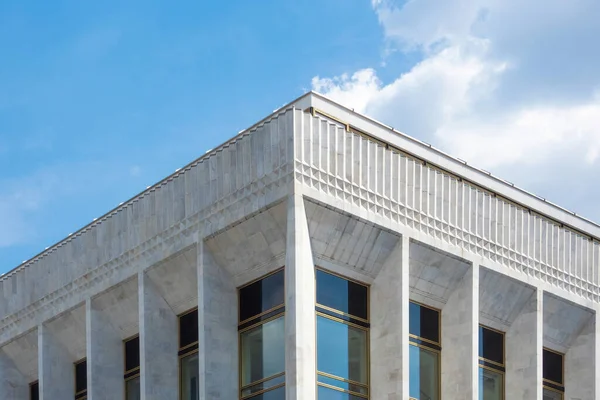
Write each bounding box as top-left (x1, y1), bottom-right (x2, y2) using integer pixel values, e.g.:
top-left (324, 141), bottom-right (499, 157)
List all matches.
top-left (312, 0), bottom-right (600, 221)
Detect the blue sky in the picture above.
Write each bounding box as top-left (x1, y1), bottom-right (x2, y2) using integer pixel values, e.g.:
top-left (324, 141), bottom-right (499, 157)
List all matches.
top-left (1, 0), bottom-right (600, 273)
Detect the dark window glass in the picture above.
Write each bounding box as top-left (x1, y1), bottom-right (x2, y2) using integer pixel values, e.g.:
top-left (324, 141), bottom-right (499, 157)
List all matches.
top-left (125, 336), bottom-right (140, 372)
top-left (316, 270), bottom-right (368, 320)
top-left (75, 360), bottom-right (87, 394)
top-left (30, 382), bottom-right (39, 400)
top-left (179, 309), bottom-right (199, 349)
top-left (479, 327), bottom-right (504, 365)
top-left (543, 349), bottom-right (563, 385)
top-left (409, 302), bottom-right (440, 343)
top-left (239, 270), bottom-right (285, 322)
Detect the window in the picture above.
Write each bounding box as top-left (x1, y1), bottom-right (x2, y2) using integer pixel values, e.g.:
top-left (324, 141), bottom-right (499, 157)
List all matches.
top-left (124, 335), bottom-right (140, 400)
top-left (543, 348), bottom-right (564, 400)
top-left (29, 381), bottom-right (39, 400)
top-left (74, 359), bottom-right (87, 400)
top-left (409, 301), bottom-right (440, 400)
top-left (179, 308), bottom-right (199, 400)
top-left (239, 269), bottom-right (285, 399)
top-left (479, 326), bottom-right (504, 400)
top-left (316, 269), bottom-right (369, 399)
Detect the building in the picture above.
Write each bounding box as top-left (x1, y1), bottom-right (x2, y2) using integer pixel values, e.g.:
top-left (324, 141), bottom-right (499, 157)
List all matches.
top-left (0, 92), bottom-right (597, 400)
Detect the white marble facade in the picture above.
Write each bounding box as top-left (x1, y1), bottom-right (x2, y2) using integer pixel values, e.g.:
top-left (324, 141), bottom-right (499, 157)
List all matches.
top-left (0, 92), bottom-right (598, 399)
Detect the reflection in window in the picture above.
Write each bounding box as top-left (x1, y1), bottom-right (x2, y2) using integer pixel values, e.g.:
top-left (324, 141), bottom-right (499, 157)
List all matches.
top-left (239, 269), bottom-right (285, 399)
top-left (543, 348), bottom-right (564, 400)
top-left (479, 367), bottom-right (503, 400)
top-left (316, 269), bottom-right (369, 399)
top-left (409, 302), bottom-right (440, 400)
top-left (543, 388), bottom-right (563, 400)
top-left (409, 345), bottom-right (439, 400)
top-left (179, 308), bottom-right (199, 400)
top-left (124, 335), bottom-right (140, 400)
top-left (74, 359), bottom-right (87, 400)
top-left (478, 326), bottom-right (504, 400)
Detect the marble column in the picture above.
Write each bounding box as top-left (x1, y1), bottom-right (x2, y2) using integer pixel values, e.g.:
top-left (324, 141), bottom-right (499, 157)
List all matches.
top-left (0, 351), bottom-right (27, 399)
top-left (86, 297), bottom-right (124, 400)
top-left (139, 271), bottom-right (178, 400)
top-left (505, 289), bottom-right (543, 400)
top-left (565, 311), bottom-right (597, 400)
top-left (197, 241), bottom-right (237, 400)
top-left (370, 235), bottom-right (409, 399)
top-left (285, 194), bottom-right (316, 400)
top-left (38, 324), bottom-right (73, 400)
top-left (441, 263), bottom-right (479, 400)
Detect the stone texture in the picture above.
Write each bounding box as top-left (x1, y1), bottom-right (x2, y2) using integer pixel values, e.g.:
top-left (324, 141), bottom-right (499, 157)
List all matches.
top-left (479, 267), bottom-right (535, 332)
top-left (86, 298), bottom-right (124, 400)
top-left (38, 323), bottom-right (73, 400)
top-left (0, 92), bottom-right (599, 399)
top-left (370, 236), bottom-right (409, 399)
top-left (139, 271), bottom-right (178, 400)
top-left (506, 289), bottom-right (542, 400)
top-left (441, 263), bottom-right (479, 400)
top-left (409, 241), bottom-right (470, 309)
top-left (285, 194), bottom-right (316, 400)
top-left (0, 350), bottom-right (27, 399)
top-left (565, 312), bottom-right (596, 400)
top-left (197, 242), bottom-right (237, 400)
top-left (305, 200), bottom-right (400, 279)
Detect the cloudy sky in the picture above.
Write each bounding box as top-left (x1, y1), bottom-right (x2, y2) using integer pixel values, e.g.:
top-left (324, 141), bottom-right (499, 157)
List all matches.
top-left (1, 0), bottom-right (599, 273)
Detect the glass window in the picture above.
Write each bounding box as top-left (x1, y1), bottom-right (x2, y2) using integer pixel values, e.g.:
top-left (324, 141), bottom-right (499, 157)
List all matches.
top-left (317, 385), bottom-right (367, 399)
top-left (125, 376), bottom-right (141, 400)
top-left (316, 269), bottom-right (369, 398)
top-left (239, 269), bottom-right (285, 399)
top-left (409, 345), bottom-right (439, 400)
top-left (179, 308), bottom-right (199, 400)
top-left (543, 388), bottom-right (563, 400)
top-left (543, 349), bottom-right (563, 385)
top-left (478, 326), bottom-right (504, 400)
top-left (543, 348), bottom-right (564, 397)
top-left (479, 367), bottom-right (503, 400)
top-left (74, 359), bottom-right (87, 400)
top-left (316, 270), bottom-right (368, 320)
top-left (180, 309), bottom-right (199, 350)
top-left (479, 327), bottom-right (504, 366)
top-left (124, 336), bottom-right (140, 400)
top-left (29, 381), bottom-right (39, 400)
top-left (181, 352), bottom-right (200, 400)
top-left (316, 316), bottom-right (368, 389)
top-left (239, 270), bottom-right (284, 322)
top-left (409, 302), bottom-right (440, 344)
top-left (409, 302), bottom-right (440, 400)
top-left (240, 317), bottom-right (285, 391)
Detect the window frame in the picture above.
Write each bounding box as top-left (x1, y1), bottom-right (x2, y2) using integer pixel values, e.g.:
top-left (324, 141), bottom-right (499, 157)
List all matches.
top-left (408, 300), bottom-right (441, 400)
top-left (315, 267), bottom-right (370, 399)
top-left (478, 325), bottom-right (505, 400)
top-left (543, 347), bottom-right (565, 397)
top-left (178, 307), bottom-right (199, 400)
top-left (237, 267), bottom-right (286, 400)
top-left (123, 334), bottom-right (140, 400)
